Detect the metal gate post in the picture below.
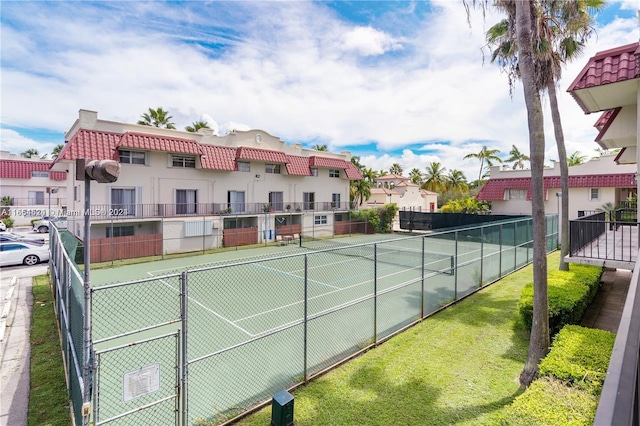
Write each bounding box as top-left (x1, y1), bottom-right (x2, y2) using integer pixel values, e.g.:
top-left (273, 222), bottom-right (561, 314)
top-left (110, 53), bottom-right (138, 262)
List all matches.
top-left (180, 271), bottom-right (188, 426)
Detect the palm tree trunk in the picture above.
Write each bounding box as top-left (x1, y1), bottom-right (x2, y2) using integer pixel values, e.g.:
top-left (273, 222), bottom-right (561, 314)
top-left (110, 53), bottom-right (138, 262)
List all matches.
top-left (515, 0), bottom-right (549, 387)
top-left (547, 81), bottom-right (570, 271)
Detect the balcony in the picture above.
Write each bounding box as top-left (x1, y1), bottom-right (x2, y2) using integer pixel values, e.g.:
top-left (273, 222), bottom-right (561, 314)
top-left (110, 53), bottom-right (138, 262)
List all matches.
top-left (68, 201), bottom-right (358, 221)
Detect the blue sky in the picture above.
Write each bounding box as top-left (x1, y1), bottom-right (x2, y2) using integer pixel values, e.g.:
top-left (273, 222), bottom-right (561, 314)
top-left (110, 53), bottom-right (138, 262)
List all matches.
top-left (1, 1), bottom-right (637, 180)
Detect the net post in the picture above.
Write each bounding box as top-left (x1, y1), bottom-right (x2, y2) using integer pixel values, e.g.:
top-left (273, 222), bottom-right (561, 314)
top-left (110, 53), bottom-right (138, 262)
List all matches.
top-left (180, 271), bottom-right (188, 426)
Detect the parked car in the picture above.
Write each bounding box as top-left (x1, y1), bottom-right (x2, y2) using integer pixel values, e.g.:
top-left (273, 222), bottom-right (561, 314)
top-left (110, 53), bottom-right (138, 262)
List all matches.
top-left (0, 221), bottom-right (6, 232)
top-left (0, 242), bottom-right (50, 266)
top-left (32, 217), bottom-right (67, 233)
top-left (0, 233), bottom-right (46, 245)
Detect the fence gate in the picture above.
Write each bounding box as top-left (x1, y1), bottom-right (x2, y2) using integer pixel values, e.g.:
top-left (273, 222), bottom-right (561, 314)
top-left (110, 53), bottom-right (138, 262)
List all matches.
top-left (93, 332), bottom-right (181, 425)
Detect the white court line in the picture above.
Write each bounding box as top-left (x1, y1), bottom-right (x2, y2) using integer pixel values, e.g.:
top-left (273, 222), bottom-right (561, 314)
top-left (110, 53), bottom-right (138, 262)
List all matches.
top-left (147, 271), bottom-right (254, 337)
top-left (252, 263), bottom-right (340, 290)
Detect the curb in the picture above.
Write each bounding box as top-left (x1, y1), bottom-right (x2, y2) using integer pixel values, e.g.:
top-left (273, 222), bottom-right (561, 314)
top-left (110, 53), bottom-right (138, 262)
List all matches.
top-left (0, 275), bottom-right (18, 342)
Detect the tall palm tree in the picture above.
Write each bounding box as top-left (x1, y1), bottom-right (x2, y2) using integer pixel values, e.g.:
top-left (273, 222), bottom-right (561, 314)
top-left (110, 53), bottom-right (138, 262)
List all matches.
top-left (51, 144), bottom-right (64, 159)
top-left (185, 121), bottom-right (210, 133)
top-left (567, 151), bottom-right (587, 166)
top-left (409, 168), bottom-right (424, 185)
top-left (350, 156), bottom-right (364, 172)
top-left (447, 169), bottom-right (469, 194)
top-left (138, 107), bottom-right (176, 129)
top-left (487, 0), bottom-right (604, 274)
top-left (313, 144), bottom-right (328, 151)
top-left (362, 168), bottom-right (378, 184)
top-left (506, 144), bottom-right (530, 169)
top-left (389, 163), bottom-right (403, 175)
top-left (422, 162), bottom-right (448, 192)
top-left (464, 146), bottom-right (502, 183)
top-left (350, 179), bottom-right (372, 206)
top-left (21, 148), bottom-right (39, 158)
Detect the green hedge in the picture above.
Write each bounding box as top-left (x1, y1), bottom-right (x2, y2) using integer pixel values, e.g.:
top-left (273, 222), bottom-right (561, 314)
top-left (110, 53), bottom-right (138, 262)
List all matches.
top-left (519, 264), bottom-right (602, 335)
top-left (498, 325), bottom-right (615, 425)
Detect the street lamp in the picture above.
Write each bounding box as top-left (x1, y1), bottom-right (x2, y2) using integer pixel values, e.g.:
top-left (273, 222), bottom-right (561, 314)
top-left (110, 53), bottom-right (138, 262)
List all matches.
top-left (47, 187), bottom-right (59, 218)
top-left (76, 159), bottom-right (120, 425)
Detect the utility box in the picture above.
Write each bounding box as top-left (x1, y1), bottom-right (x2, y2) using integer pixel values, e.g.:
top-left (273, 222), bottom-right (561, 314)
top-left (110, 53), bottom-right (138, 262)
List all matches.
top-left (271, 390), bottom-right (294, 426)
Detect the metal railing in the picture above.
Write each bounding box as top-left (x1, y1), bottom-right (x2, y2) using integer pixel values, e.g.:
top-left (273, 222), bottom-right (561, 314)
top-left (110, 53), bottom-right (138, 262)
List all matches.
top-left (569, 212), bottom-right (638, 266)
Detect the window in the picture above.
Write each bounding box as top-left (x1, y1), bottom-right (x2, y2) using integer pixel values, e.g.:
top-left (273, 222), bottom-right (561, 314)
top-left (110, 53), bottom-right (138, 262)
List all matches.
top-left (228, 191), bottom-right (245, 213)
top-left (176, 189), bottom-right (197, 214)
top-left (315, 215), bottom-right (327, 225)
top-left (269, 192), bottom-right (284, 211)
top-left (28, 191), bottom-right (44, 205)
top-left (238, 161), bottom-right (250, 172)
top-left (106, 226), bottom-right (135, 237)
top-left (329, 169), bottom-right (340, 178)
top-left (119, 150), bottom-right (147, 165)
top-left (311, 168), bottom-right (318, 177)
top-left (331, 193), bottom-right (341, 208)
top-left (171, 155), bottom-right (196, 168)
top-left (506, 189), bottom-right (526, 200)
top-left (303, 192), bottom-right (315, 210)
top-left (111, 188), bottom-right (136, 216)
top-left (590, 188), bottom-right (599, 200)
top-left (31, 171), bottom-right (49, 178)
top-left (74, 185), bottom-right (80, 202)
top-left (266, 164), bottom-right (281, 174)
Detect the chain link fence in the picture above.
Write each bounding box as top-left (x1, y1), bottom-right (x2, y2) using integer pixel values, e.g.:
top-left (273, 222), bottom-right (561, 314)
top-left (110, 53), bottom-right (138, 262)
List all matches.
top-left (50, 214), bottom-right (558, 425)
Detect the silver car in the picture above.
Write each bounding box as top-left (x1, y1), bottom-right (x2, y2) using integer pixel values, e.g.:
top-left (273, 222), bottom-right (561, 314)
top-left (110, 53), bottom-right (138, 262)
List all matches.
top-left (0, 242), bottom-right (50, 266)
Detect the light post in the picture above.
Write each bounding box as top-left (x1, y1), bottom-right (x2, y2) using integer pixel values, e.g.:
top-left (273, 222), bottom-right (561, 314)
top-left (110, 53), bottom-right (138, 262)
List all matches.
top-left (76, 159), bottom-right (120, 425)
top-left (47, 187), bottom-right (58, 218)
top-left (556, 192), bottom-right (562, 248)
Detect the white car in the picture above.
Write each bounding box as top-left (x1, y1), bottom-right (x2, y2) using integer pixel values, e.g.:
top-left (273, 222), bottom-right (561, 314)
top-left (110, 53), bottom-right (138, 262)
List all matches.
top-left (0, 242), bottom-right (50, 266)
top-left (32, 217), bottom-right (67, 233)
top-left (0, 222), bottom-right (6, 232)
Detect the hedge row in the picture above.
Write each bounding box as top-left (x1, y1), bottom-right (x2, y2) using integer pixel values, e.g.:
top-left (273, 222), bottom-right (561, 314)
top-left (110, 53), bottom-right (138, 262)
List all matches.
top-left (498, 325), bottom-right (616, 425)
top-left (519, 264), bottom-right (602, 336)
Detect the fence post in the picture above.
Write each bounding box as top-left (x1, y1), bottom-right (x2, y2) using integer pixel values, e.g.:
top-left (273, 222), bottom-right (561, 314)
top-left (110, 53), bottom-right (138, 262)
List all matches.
top-left (180, 271), bottom-right (188, 426)
top-left (480, 227), bottom-right (484, 287)
top-left (373, 244), bottom-right (378, 346)
top-left (421, 236), bottom-right (425, 319)
top-left (499, 224), bottom-right (503, 277)
top-left (303, 255), bottom-right (308, 383)
top-left (454, 231), bottom-right (458, 300)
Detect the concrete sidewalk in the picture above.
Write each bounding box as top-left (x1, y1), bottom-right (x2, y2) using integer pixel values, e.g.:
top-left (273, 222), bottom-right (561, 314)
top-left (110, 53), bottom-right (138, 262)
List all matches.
top-left (0, 275), bottom-right (33, 426)
top-left (580, 268), bottom-right (632, 333)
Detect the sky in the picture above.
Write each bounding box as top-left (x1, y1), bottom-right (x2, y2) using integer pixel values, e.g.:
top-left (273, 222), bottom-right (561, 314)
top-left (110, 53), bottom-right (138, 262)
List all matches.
top-left (1, 0), bottom-right (638, 182)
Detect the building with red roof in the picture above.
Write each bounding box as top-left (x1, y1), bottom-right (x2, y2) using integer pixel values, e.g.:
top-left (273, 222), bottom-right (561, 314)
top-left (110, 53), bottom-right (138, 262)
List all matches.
top-left (53, 110), bottom-right (364, 256)
top-left (367, 174), bottom-right (438, 217)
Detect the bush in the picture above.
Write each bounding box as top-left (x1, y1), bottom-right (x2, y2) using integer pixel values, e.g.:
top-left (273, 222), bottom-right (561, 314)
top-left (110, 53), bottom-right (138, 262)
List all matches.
top-left (498, 377), bottom-right (598, 425)
top-left (2, 217), bottom-right (14, 229)
top-left (519, 264), bottom-right (602, 335)
top-left (539, 325), bottom-right (615, 393)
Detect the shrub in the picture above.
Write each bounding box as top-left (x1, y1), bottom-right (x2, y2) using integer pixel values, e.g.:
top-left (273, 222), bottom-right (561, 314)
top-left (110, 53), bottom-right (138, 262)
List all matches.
top-left (519, 264), bottom-right (602, 335)
top-left (497, 377), bottom-right (598, 425)
top-left (539, 325), bottom-right (615, 393)
top-left (2, 217), bottom-right (14, 229)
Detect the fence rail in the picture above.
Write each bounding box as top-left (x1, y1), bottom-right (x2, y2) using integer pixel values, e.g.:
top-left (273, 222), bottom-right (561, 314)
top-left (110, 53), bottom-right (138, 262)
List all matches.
top-left (50, 215), bottom-right (558, 425)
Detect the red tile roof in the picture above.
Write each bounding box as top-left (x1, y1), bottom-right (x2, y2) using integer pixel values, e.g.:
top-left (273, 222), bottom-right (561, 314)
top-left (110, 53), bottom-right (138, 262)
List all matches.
top-left (567, 42), bottom-right (639, 91)
top-left (308, 156), bottom-right (363, 180)
top-left (285, 155), bottom-right (312, 176)
top-left (119, 132), bottom-right (201, 155)
top-left (477, 174), bottom-right (636, 201)
top-left (344, 162), bottom-right (363, 180)
top-left (58, 129), bottom-right (121, 162)
top-left (200, 145), bottom-right (237, 171)
top-left (0, 160), bottom-right (67, 181)
top-left (236, 146), bottom-right (288, 163)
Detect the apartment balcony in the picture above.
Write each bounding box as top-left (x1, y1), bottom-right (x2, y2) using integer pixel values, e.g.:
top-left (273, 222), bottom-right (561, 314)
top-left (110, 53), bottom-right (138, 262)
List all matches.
top-left (68, 201), bottom-right (358, 221)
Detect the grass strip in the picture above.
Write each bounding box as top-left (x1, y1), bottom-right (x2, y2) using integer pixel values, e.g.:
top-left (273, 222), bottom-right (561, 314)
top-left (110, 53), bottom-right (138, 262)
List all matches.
top-left (28, 274), bottom-right (72, 426)
top-left (235, 254), bottom-right (565, 425)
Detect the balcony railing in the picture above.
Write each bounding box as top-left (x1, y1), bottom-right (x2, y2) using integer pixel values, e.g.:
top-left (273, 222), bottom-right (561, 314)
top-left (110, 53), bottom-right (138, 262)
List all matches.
top-left (67, 201), bottom-right (358, 221)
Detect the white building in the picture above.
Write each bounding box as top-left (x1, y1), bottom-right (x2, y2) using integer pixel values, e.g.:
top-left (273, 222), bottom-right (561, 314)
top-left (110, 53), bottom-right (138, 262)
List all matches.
top-left (367, 174), bottom-right (438, 213)
top-left (52, 109), bottom-right (363, 258)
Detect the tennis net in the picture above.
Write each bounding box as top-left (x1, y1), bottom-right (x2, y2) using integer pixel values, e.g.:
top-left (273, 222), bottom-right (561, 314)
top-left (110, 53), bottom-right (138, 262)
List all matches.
top-left (301, 238), bottom-right (454, 275)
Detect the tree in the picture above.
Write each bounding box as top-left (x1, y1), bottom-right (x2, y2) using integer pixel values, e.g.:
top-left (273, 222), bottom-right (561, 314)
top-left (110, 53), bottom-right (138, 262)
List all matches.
top-left (464, 146), bottom-right (502, 183)
top-left (409, 168), bottom-right (424, 185)
top-left (506, 144), bottom-right (530, 169)
top-left (137, 107), bottom-right (176, 129)
top-left (362, 168), bottom-right (378, 184)
top-left (350, 179), bottom-right (372, 206)
top-left (389, 163), bottom-right (403, 175)
top-left (21, 148), bottom-right (39, 158)
top-left (447, 169), bottom-right (469, 194)
top-left (422, 162), bottom-right (448, 192)
top-left (514, 0), bottom-right (549, 387)
top-left (567, 151), bottom-right (587, 166)
top-left (51, 144), bottom-right (64, 159)
top-left (313, 144), bottom-right (328, 151)
top-left (186, 121), bottom-right (210, 133)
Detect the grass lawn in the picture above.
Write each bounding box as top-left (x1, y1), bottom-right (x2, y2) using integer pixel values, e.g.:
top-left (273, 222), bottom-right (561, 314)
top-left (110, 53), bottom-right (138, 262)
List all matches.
top-left (234, 253), bottom-right (560, 426)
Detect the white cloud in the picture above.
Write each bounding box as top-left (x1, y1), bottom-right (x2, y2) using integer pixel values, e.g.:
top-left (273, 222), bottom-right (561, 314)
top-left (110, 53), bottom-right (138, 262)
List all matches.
top-left (341, 26), bottom-right (403, 56)
top-left (0, 128), bottom-right (57, 156)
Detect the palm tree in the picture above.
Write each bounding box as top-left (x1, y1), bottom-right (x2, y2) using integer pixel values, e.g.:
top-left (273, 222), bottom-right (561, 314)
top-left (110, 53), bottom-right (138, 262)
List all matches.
top-left (313, 144), bottom-right (327, 151)
top-left (21, 148), bottom-right (39, 158)
top-left (351, 156), bottom-right (364, 172)
top-left (350, 179), bottom-right (372, 206)
top-left (464, 146), bottom-right (502, 184)
top-left (567, 151), bottom-right (587, 166)
top-left (185, 121), bottom-right (210, 133)
top-left (51, 144), bottom-right (64, 159)
top-left (389, 163), bottom-right (403, 175)
top-left (447, 169), bottom-right (469, 194)
top-left (137, 107), bottom-right (176, 129)
top-left (506, 144), bottom-right (530, 169)
top-left (362, 168), bottom-right (378, 184)
top-left (409, 168), bottom-right (423, 185)
top-left (422, 162), bottom-right (448, 192)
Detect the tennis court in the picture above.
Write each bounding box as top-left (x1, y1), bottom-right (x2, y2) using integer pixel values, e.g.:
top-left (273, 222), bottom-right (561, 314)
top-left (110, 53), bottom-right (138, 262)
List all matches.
top-left (51, 215), bottom-right (558, 425)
